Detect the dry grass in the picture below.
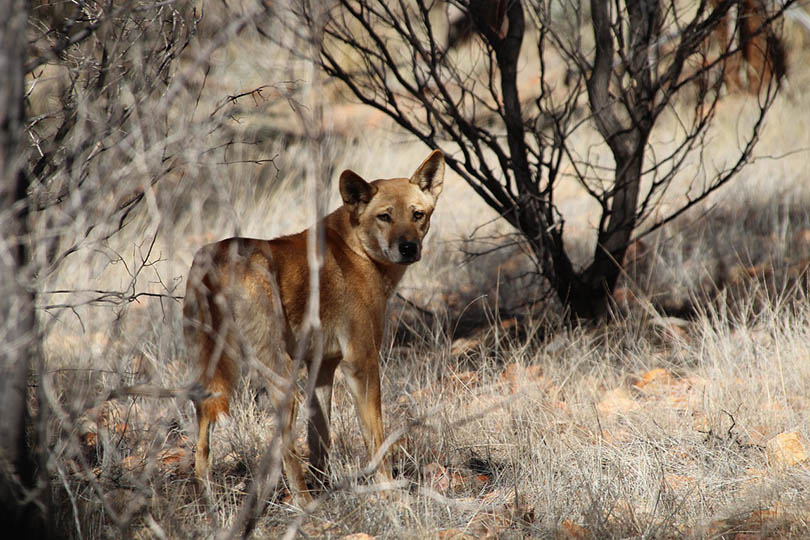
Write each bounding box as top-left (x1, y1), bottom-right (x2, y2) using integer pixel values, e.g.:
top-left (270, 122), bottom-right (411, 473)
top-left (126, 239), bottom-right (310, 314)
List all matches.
top-left (27, 4), bottom-right (810, 539)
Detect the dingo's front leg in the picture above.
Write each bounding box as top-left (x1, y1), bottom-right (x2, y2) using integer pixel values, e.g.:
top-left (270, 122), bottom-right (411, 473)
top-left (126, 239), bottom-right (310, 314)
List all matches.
top-left (340, 351), bottom-right (392, 487)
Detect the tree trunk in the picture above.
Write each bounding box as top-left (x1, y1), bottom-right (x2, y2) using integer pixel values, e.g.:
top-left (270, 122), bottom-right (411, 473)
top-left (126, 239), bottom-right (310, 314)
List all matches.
top-left (0, 1), bottom-right (51, 536)
top-left (563, 0), bottom-right (652, 321)
top-left (576, 149), bottom-right (645, 319)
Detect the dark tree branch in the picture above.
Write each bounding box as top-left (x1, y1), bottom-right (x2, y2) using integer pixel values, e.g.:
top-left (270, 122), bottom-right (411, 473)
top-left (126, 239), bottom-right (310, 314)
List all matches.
top-left (0, 0), bottom-right (53, 534)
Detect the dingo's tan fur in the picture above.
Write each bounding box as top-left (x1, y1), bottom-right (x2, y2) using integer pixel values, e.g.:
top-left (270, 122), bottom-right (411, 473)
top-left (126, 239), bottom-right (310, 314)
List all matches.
top-left (183, 150), bottom-right (444, 504)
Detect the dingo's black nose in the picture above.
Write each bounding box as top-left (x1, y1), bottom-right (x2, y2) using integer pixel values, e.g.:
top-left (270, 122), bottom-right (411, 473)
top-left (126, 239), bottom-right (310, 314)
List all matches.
top-left (399, 241), bottom-right (418, 260)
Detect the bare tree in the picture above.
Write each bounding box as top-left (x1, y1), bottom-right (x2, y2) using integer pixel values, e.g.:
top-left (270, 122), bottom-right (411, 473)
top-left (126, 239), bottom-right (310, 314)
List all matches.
top-left (15, 1), bottom-right (205, 536)
top-left (25, 1), bottom-right (202, 273)
top-left (311, 0), bottom-right (793, 319)
top-left (0, 0), bottom-right (52, 535)
top-left (2, 0), bottom-right (205, 534)
top-left (19, 1), bottom-right (328, 536)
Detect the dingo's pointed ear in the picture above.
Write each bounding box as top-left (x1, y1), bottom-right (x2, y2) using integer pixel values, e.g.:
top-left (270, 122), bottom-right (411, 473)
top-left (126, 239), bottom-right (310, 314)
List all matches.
top-left (410, 150), bottom-right (444, 200)
top-left (340, 170), bottom-right (378, 209)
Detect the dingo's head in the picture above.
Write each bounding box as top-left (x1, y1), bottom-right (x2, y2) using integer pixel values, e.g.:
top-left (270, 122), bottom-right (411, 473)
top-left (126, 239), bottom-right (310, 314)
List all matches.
top-left (340, 150), bottom-right (444, 265)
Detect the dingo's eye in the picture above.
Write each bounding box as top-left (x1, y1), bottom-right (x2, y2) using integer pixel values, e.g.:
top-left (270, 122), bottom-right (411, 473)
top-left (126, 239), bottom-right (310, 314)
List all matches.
top-left (377, 213), bottom-right (392, 223)
top-left (413, 211), bottom-right (425, 221)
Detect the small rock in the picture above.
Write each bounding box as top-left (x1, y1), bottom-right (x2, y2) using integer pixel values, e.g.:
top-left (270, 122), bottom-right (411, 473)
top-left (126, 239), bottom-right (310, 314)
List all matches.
top-left (598, 387), bottom-right (640, 416)
top-left (560, 519), bottom-right (589, 539)
top-left (633, 368), bottom-right (674, 389)
top-left (158, 447), bottom-right (192, 474)
top-left (707, 506), bottom-right (782, 539)
top-left (450, 336), bottom-right (482, 357)
top-left (766, 431), bottom-right (809, 468)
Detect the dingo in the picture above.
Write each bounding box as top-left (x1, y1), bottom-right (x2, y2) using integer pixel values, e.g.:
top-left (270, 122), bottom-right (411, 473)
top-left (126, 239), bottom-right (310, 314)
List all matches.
top-left (183, 150), bottom-right (444, 505)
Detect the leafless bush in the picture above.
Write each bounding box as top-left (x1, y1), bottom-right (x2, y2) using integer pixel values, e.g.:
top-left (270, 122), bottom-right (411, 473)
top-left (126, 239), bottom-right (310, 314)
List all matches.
top-left (4, 1), bottom-right (315, 536)
top-left (311, 0), bottom-right (794, 319)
